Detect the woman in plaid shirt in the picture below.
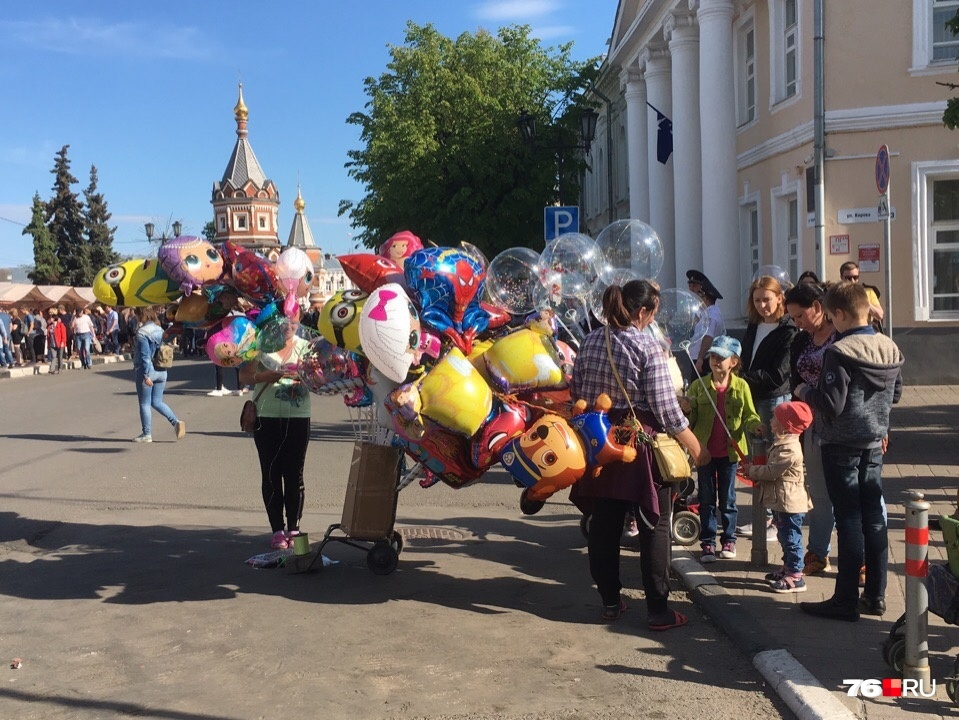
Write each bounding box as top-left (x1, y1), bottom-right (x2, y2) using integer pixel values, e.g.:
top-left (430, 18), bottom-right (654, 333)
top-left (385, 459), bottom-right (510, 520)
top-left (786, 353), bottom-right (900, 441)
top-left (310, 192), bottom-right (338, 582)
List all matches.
top-left (571, 279), bottom-right (708, 630)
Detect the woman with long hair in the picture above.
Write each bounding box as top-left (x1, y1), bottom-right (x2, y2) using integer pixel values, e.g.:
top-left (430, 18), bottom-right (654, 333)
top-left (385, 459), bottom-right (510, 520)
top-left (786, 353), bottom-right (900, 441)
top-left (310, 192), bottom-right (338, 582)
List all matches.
top-left (739, 276), bottom-right (799, 537)
top-left (785, 282), bottom-right (837, 575)
top-left (132, 306), bottom-right (185, 443)
top-left (570, 279), bottom-right (708, 630)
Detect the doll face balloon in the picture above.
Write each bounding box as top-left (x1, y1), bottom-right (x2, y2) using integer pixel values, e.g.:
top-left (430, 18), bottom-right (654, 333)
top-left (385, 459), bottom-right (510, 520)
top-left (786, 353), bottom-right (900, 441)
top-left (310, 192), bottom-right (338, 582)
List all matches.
top-left (275, 247), bottom-right (315, 318)
top-left (206, 317), bottom-right (258, 367)
top-left (157, 236), bottom-right (224, 296)
top-left (358, 283), bottom-right (440, 384)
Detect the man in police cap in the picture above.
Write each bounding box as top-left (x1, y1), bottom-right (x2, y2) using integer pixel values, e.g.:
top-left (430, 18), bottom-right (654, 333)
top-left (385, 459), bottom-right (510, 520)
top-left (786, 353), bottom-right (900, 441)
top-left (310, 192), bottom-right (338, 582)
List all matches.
top-left (684, 270), bottom-right (726, 381)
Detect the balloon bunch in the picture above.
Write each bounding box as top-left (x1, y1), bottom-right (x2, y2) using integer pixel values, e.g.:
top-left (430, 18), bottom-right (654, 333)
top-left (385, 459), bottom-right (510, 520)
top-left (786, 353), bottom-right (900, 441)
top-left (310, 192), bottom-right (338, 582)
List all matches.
top-left (92, 237), bottom-right (320, 370)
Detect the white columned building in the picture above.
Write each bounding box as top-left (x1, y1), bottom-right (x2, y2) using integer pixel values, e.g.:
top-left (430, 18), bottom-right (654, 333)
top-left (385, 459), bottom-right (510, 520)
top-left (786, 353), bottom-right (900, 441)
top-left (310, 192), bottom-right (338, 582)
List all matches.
top-left (666, 9), bottom-right (703, 290)
top-left (622, 67), bottom-right (649, 223)
top-left (696, 0), bottom-right (739, 315)
top-left (642, 44), bottom-right (676, 285)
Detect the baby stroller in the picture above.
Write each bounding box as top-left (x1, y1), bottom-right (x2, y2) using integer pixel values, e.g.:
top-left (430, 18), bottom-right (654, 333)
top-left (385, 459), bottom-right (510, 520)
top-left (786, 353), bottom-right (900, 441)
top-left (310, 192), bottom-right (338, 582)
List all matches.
top-left (574, 476), bottom-right (701, 546)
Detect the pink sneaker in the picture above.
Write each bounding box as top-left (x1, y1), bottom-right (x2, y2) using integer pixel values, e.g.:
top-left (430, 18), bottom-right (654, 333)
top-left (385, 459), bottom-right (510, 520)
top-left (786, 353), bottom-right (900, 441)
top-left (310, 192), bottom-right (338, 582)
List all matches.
top-left (270, 530), bottom-right (289, 550)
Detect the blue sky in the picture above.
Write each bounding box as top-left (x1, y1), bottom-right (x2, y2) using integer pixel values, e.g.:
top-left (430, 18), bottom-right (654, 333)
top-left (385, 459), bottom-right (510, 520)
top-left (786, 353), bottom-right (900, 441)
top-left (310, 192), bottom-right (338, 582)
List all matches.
top-left (0, 0), bottom-right (618, 274)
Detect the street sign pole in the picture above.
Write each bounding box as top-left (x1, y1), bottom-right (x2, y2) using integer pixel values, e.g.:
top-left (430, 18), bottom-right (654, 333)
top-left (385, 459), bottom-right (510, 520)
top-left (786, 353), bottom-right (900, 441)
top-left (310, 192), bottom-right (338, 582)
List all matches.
top-left (876, 145), bottom-right (893, 338)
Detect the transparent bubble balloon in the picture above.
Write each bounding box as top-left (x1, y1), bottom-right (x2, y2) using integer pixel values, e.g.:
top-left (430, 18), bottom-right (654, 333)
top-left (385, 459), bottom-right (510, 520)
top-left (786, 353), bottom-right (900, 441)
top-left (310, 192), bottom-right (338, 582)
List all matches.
top-left (297, 336), bottom-right (366, 396)
top-left (459, 241), bottom-right (489, 271)
top-left (655, 288), bottom-right (707, 351)
top-left (539, 232), bottom-right (603, 300)
top-left (588, 268), bottom-right (642, 324)
top-left (532, 275), bottom-right (588, 344)
top-left (595, 219), bottom-right (665, 281)
top-left (486, 247), bottom-right (542, 315)
top-left (751, 264), bottom-right (792, 291)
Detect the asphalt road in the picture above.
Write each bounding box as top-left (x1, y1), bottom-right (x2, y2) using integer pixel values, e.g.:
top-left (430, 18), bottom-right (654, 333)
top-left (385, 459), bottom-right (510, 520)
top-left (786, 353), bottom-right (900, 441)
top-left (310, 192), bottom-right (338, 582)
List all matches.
top-left (0, 359), bottom-right (792, 719)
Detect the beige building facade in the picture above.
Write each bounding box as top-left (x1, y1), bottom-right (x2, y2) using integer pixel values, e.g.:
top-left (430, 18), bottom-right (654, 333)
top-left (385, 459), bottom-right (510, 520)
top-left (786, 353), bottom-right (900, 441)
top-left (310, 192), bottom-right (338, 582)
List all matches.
top-left (582, 0), bottom-right (959, 382)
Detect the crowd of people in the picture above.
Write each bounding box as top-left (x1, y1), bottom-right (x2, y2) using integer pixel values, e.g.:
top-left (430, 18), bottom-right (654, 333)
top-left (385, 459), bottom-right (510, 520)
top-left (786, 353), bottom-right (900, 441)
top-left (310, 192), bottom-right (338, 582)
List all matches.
top-left (0, 304), bottom-right (140, 371)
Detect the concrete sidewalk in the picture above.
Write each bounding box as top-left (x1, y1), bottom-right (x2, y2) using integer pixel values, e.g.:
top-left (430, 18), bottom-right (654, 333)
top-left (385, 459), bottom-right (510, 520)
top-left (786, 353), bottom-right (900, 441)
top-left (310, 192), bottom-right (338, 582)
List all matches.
top-left (668, 384), bottom-right (959, 719)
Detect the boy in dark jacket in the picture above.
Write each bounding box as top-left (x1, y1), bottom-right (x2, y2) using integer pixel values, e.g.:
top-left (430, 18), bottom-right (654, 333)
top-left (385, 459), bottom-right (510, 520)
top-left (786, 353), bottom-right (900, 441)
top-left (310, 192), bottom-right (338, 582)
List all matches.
top-left (794, 282), bottom-right (903, 621)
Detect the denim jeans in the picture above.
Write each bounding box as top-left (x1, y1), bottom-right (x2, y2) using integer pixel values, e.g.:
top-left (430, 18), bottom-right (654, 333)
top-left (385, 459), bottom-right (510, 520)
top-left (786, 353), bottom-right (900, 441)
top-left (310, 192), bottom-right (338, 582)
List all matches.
top-left (0, 339), bottom-right (12, 367)
top-left (76, 333), bottom-right (93, 368)
top-left (803, 428), bottom-right (833, 558)
top-left (773, 511), bottom-right (805, 573)
top-left (136, 371), bottom-right (177, 436)
top-left (698, 457), bottom-right (738, 545)
top-left (750, 394), bottom-right (789, 525)
top-left (821, 444), bottom-right (888, 606)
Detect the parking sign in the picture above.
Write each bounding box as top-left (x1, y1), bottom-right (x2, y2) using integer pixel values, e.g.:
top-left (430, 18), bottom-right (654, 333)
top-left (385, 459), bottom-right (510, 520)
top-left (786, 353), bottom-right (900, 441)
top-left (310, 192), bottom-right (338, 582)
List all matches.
top-left (544, 206), bottom-right (578, 242)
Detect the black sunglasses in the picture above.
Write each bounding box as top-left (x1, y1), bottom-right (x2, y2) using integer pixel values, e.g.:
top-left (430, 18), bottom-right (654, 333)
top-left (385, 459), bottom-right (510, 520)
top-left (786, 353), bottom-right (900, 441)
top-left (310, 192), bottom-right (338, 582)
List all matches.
top-left (842, 274), bottom-right (860, 280)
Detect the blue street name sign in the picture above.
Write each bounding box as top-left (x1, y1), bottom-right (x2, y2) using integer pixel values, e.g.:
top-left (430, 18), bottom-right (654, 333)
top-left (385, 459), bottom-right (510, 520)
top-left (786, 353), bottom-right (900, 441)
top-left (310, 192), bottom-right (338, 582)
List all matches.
top-left (544, 206), bottom-right (579, 243)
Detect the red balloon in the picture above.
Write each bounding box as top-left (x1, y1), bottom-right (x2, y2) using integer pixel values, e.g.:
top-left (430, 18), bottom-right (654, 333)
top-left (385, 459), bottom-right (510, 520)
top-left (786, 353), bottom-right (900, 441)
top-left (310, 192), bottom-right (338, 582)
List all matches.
top-left (339, 254), bottom-right (404, 293)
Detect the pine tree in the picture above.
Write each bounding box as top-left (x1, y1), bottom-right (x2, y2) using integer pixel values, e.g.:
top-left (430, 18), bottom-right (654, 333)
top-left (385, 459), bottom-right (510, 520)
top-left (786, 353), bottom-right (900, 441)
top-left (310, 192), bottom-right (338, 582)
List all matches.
top-left (25, 193), bottom-right (61, 284)
top-left (202, 220), bottom-right (217, 242)
top-left (47, 145), bottom-right (90, 286)
top-left (84, 164), bottom-right (119, 274)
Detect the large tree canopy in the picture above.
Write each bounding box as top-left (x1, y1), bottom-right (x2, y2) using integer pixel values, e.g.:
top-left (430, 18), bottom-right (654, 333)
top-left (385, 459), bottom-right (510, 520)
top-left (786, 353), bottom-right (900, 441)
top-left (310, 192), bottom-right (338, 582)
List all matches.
top-left (84, 165), bottom-right (120, 273)
top-left (46, 145), bottom-right (91, 286)
top-left (25, 192), bottom-right (60, 284)
top-left (340, 22), bottom-right (599, 257)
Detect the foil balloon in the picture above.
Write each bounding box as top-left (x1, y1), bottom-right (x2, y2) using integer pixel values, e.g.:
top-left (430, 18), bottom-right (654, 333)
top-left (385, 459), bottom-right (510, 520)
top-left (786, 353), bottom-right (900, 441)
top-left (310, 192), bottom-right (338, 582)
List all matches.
top-left (317, 288), bottom-right (368, 353)
top-left (594, 219), bottom-right (665, 281)
top-left (390, 418), bottom-right (485, 490)
top-left (656, 288), bottom-right (708, 352)
top-left (339, 254), bottom-right (404, 293)
top-left (483, 326), bottom-right (567, 393)
top-left (458, 242), bottom-right (489, 271)
top-left (469, 398), bottom-right (530, 471)
top-left (378, 230), bottom-right (424, 271)
top-left (275, 247), bottom-right (314, 319)
top-left (751, 264), bottom-right (792, 291)
top-left (157, 236), bottom-right (224, 296)
top-left (404, 247), bottom-right (489, 354)
top-left (388, 347), bottom-right (493, 439)
top-left (93, 258), bottom-right (182, 307)
top-left (206, 317), bottom-right (258, 367)
top-left (222, 242), bottom-right (280, 307)
top-left (174, 293), bottom-right (211, 323)
top-left (358, 283), bottom-right (441, 384)
top-left (486, 247), bottom-right (542, 316)
top-left (256, 304), bottom-right (299, 355)
top-left (297, 336), bottom-right (366, 396)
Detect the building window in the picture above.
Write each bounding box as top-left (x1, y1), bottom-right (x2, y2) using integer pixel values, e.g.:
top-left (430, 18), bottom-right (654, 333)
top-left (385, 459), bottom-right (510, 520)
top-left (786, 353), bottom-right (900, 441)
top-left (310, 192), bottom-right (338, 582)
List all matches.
top-left (218, 216), bottom-right (226, 231)
top-left (770, 0), bottom-right (801, 105)
top-left (787, 197), bottom-right (800, 282)
top-left (934, 0), bottom-right (959, 61)
top-left (737, 20), bottom-right (757, 126)
top-left (234, 214), bottom-right (248, 231)
top-left (259, 215), bottom-right (267, 230)
top-left (739, 191), bottom-right (761, 304)
top-left (915, 162), bottom-right (959, 319)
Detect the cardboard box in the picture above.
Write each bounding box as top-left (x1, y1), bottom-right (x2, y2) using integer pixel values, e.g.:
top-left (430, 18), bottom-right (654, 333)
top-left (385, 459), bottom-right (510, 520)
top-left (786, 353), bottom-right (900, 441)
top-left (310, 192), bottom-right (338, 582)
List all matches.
top-left (341, 441), bottom-right (402, 540)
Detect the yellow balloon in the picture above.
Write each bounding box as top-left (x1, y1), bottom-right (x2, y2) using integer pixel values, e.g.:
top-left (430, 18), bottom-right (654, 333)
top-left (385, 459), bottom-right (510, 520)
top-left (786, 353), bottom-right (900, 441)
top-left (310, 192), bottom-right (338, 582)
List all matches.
top-left (93, 258), bottom-right (182, 307)
top-left (484, 328), bottom-right (566, 392)
top-left (317, 289), bottom-right (367, 354)
top-left (418, 348), bottom-right (492, 437)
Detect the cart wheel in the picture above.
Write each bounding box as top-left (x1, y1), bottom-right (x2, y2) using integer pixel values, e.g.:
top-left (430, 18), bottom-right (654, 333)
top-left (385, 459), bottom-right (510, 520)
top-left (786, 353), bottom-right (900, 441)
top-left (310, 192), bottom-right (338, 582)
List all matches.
top-left (886, 638), bottom-right (906, 675)
top-left (367, 542), bottom-right (398, 575)
top-left (580, 514), bottom-right (591, 540)
top-left (946, 656), bottom-right (959, 704)
top-left (672, 510), bottom-right (701, 546)
top-left (391, 531), bottom-right (404, 555)
top-left (888, 613), bottom-right (906, 639)
top-left (519, 489), bottom-right (546, 516)
top-left (880, 634), bottom-right (902, 667)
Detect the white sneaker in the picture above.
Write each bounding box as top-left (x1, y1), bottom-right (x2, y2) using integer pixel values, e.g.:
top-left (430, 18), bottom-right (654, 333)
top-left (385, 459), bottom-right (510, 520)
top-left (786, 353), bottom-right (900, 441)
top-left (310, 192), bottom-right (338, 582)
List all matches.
top-left (207, 389), bottom-right (227, 397)
top-left (737, 523), bottom-right (754, 538)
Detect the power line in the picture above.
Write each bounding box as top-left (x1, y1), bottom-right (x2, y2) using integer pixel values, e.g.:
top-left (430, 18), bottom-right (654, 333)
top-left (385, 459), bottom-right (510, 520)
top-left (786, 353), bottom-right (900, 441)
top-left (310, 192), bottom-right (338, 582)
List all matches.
top-left (0, 215), bottom-right (28, 227)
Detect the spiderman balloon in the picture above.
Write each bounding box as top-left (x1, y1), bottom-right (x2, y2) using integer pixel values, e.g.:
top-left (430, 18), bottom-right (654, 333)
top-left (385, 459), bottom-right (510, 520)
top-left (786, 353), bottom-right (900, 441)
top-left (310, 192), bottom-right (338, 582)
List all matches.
top-left (404, 247), bottom-right (489, 354)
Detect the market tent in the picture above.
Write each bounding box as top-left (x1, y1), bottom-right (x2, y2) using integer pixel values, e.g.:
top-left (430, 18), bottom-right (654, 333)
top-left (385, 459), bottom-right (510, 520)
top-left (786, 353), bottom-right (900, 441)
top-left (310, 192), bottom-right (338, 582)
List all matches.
top-left (0, 283), bottom-right (49, 308)
top-left (38, 285), bottom-right (96, 308)
top-left (0, 283), bottom-right (96, 309)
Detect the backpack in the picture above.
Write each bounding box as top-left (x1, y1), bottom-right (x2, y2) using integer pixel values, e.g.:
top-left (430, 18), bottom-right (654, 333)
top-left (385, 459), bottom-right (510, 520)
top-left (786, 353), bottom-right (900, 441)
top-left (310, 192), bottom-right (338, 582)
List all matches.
top-left (153, 341), bottom-right (175, 370)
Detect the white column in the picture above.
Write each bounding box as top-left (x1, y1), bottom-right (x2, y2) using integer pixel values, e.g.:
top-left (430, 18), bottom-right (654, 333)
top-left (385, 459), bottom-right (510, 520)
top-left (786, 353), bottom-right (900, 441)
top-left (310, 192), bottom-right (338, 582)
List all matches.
top-left (621, 67), bottom-right (649, 222)
top-left (666, 10), bottom-right (703, 291)
top-left (697, 0), bottom-right (739, 317)
top-left (642, 44), bottom-right (676, 287)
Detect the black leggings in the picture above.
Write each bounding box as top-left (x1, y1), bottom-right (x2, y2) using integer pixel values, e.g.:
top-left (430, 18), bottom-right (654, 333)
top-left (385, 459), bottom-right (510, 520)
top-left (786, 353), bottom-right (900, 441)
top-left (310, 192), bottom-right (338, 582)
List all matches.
top-left (587, 485), bottom-right (672, 613)
top-left (253, 417), bottom-right (309, 533)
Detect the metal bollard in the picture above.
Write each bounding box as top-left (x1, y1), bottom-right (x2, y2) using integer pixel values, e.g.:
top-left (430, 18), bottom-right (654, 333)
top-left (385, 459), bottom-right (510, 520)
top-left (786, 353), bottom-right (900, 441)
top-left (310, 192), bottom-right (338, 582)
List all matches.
top-left (904, 490), bottom-right (930, 685)
top-left (749, 436), bottom-right (768, 567)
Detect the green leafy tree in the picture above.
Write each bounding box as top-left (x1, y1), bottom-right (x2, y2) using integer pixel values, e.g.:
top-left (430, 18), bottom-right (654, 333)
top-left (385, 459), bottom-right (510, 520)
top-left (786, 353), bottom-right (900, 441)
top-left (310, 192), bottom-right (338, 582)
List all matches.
top-left (46, 145), bottom-right (91, 285)
top-left (202, 220), bottom-right (217, 242)
top-left (84, 165), bottom-right (119, 275)
top-left (340, 22), bottom-right (598, 256)
top-left (25, 193), bottom-right (61, 284)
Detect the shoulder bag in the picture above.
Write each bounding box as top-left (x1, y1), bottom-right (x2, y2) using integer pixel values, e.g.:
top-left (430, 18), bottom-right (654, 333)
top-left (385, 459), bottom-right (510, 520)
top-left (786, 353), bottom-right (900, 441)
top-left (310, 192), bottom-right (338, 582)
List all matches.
top-left (604, 327), bottom-right (692, 483)
top-left (240, 384), bottom-right (270, 434)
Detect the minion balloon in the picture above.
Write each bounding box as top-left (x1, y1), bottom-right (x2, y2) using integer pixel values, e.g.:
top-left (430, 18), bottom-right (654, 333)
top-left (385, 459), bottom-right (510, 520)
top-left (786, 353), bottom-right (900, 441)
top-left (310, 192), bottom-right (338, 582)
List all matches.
top-left (93, 258), bottom-right (182, 307)
top-left (317, 288), bottom-right (368, 354)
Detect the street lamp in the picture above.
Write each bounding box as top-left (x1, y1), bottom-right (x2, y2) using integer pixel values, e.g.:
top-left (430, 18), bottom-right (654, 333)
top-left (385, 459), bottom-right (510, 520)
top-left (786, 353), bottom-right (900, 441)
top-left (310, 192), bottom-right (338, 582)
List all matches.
top-left (517, 107), bottom-right (598, 206)
top-left (145, 220), bottom-right (183, 244)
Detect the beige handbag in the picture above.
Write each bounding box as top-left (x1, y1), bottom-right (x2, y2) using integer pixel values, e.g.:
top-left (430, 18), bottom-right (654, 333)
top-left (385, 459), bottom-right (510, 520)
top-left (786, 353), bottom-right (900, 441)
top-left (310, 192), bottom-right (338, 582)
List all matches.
top-left (604, 327), bottom-right (692, 483)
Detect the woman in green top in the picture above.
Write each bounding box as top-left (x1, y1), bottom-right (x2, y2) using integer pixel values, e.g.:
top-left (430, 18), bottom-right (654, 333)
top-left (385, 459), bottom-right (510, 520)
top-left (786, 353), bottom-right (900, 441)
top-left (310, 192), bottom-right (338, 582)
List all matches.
top-left (239, 315), bottom-right (312, 550)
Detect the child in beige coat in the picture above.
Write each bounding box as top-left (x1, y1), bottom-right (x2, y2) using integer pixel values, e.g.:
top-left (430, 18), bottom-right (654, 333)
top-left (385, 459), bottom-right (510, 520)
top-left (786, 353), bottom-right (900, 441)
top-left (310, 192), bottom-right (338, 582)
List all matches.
top-left (742, 401), bottom-right (814, 593)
